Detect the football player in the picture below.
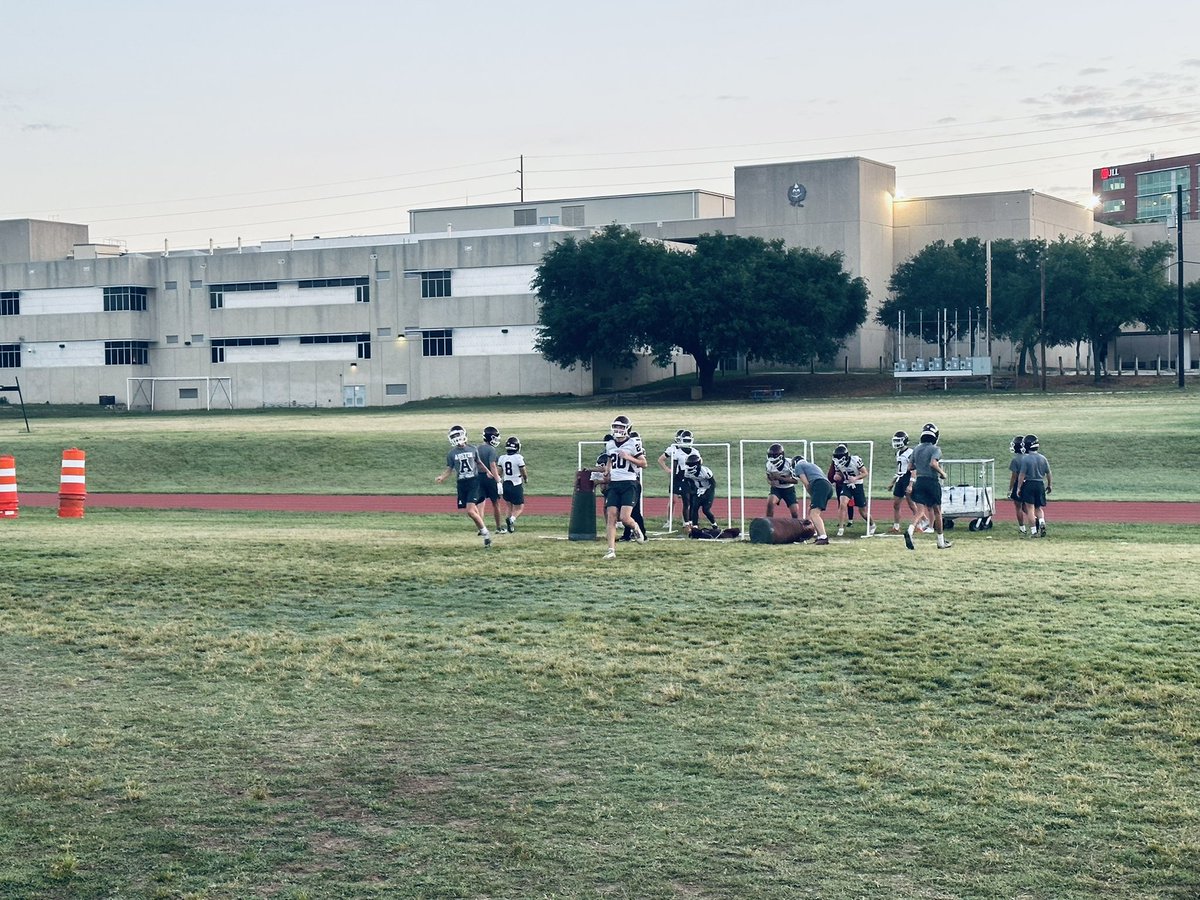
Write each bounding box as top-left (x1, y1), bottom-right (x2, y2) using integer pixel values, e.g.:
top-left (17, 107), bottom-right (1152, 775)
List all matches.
top-left (682, 452), bottom-right (718, 530)
top-left (1016, 434), bottom-right (1051, 538)
top-left (434, 425), bottom-right (492, 548)
top-left (887, 431), bottom-right (917, 534)
top-left (657, 429), bottom-right (695, 527)
top-left (765, 443), bottom-right (801, 519)
top-left (474, 425), bottom-right (504, 534)
top-left (602, 415), bottom-right (647, 559)
top-left (904, 422), bottom-right (951, 550)
top-left (831, 443), bottom-right (875, 537)
top-left (1007, 434), bottom-right (1029, 534)
top-left (499, 436), bottom-right (528, 533)
top-left (791, 453), bottom-right (833, 545)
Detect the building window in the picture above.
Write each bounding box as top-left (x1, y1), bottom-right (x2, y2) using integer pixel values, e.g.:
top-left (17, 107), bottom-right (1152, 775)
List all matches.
top-left (166, 334), bottom-right (179, 344)
top-left (385, 383), bottom-right (408, 396)
top-left (191, 334), bottom-right (204, 344)
top-left (179, 388), bottom-right (199, 399)
top-left (164, 281), bottom-right (178, 291)
top-left (514, 209), bottom-right (536, 226)
top-left (0, 291), bottom-right (18, 316)
top-left (1103, 199), bottom-right (1126, 214)
top-left (190, 279), bottom-right (203, 289)
top-left (562, 205), bottom-right (585, 226)
top-left (420, 270), bottom-right (452, 298)
top-left (376, 270), bottom-right (390, 280)
top-left (0, 344), bottom-right (20, 368)
top-left (538, 216), bottom-right (560, 226)
top-left (103, 286), bottom-right (148, 311)
top-left (210, 336), bottom-right (280, 363)
top-left (422, 329), bottom-right (453, 357)
top-left (1101, 176), bottom-right (1125, 192)
top-left (298, 276), bottom-right (370, 302)
top-left (104, 341), bottom-right (149, 365)
top-left (209, 281), bottom-right (278, 308)
top-left (299, 332), bottom-right (371, 359)
top-left (1135, 168), bottom-right (1191, 220)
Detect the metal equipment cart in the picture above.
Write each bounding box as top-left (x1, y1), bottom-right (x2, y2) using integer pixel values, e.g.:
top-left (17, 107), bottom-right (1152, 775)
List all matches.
top-left (939, 458), bottom-right (996, 531)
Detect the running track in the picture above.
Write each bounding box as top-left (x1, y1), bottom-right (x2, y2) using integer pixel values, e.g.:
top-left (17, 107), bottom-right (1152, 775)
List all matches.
top-left (17, 492), bottom-right (1200, 524)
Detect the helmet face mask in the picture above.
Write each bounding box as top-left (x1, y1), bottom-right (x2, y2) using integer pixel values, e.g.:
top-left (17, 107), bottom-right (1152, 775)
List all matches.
top-left (833, 443), bottom-right (849, 460)
top-left (677, 429), bottom-right (693, 451)
top-left (448, 425), bottom-right (468, 447)
top-left (482, 426), bottom-right (500, 447)
top-left (1011, 435), bottom-right (1026, 454)
top-left (892, 431), bottom-right (909, 450)
top-left (1023, 434), bottom-right (1039, 453)
top-left (685, 453), bottom-right (702, 477)
top-left (505, 436), bottom-right (521, 452)
top-left (611, 415), bottom-right (631, 440)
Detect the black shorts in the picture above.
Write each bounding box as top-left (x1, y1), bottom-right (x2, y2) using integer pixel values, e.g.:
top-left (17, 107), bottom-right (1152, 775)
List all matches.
top-left (502, 482), bottom-right (525, 505)
top-left (456, 478), bottom-right (483, 509)
top-left (892, 472), bottom-right (911, 498)
top-left (807, 477), bottom-right (834, 511)
top-left (605, 480), bottom-right (639, 510)
top-left (476, 474), bottom-right (500, 503)
top-left (769, 486), bottom-right (798, 507)
top-left (911, 475), bottom-right (941, 508)
top-left (1019, 482), bottom-right (1047, 507)
top-left (838, 483), bottom-right (867, 507)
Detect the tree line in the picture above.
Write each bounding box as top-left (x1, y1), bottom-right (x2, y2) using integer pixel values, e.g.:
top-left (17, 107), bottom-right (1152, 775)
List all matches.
top-left (533, 225), bottom-right (1190, 389)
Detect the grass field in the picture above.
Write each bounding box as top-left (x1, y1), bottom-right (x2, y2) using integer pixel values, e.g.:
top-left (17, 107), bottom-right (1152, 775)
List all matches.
top-left (1, 391), bottom-right (1199, 898)
top-left (2, 387), bottom-right (1199, 501)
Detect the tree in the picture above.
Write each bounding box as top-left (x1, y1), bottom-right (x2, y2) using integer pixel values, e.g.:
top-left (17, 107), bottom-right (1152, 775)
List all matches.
top-left (534, 227), bottom-right (868, 394)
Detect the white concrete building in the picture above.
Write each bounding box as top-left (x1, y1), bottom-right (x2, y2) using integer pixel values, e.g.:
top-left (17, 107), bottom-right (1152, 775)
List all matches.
top-left (0, 157), bottom-right (1124, 409)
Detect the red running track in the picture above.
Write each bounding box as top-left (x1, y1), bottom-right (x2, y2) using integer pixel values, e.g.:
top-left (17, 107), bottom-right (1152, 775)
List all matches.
top-left (16, 492), bottom-right (1200, 524)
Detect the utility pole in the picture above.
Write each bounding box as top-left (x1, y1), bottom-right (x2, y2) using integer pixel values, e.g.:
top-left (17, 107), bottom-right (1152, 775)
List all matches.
top-left (1040, 256), bottom-right (1047, 392)
top-left (1177, 184), bottom-right (1186, 389)
top-left (519, 155), bottom-right (524, 203)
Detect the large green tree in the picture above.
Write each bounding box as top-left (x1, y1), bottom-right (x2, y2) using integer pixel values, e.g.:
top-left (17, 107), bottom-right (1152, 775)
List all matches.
top-left (533, 227), bottom-right (868, 393)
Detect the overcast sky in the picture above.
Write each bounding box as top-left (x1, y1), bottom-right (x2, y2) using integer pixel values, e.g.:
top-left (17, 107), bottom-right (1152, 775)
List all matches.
top-left (3, 0), bottom-right (1199, 251)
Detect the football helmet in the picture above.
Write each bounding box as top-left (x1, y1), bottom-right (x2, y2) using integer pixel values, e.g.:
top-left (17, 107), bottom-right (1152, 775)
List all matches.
top-left (891, 431), bottom-right (909, 450)
top-left (677, 429), bottom-right (694, 451)
top-left (482, 425), bottom-right (500, 446)
top-left (685, 453), bottom-right (703, 477)
top-left (833, 443), bottom-right (849, 460)
top-left (1010, 435), bottom-right (1025, 454)
top-left (596, 452), bottom-right (609, 467)
top-left (611, 415), bottom-right (631, 440)
top-left (505, 436), bottom-right (521, 452)
top-left (1023, 434), bottom-right (1040, 452)
top-left (767, 442), bottom-right (785, 459)
top-left (447, 425), bottom-right (468, 446)
top-left (920, 422), bottom-right (939, 443)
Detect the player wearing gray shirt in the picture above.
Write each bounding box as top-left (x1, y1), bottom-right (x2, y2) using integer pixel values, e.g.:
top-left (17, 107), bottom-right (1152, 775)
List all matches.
top-left (904, 423), bottom-right (951, 551)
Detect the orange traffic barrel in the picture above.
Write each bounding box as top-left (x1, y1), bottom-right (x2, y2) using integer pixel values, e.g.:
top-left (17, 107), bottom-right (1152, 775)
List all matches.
top-left (58, 448), bottom-right (86, 518)
top-left (0, 454), bottom-right (17, 518)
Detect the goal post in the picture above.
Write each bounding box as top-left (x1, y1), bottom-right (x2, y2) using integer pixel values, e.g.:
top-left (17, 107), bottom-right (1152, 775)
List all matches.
top-left (738, 439), bottom-right (809, 534)
top-left (127, 376), bottom-right (233, 411)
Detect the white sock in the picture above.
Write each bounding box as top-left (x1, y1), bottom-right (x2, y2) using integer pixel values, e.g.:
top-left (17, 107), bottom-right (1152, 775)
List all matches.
top-left (1019, 525), bottom-right (1027, 533)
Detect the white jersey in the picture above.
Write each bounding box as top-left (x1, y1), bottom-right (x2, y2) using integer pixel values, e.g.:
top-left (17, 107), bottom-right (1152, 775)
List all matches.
top-left (766, 457), bottom-right (793, 488)
top-left (895, 447), bottom-right (913, 478)
top-left (834, 454), bottom-right (867, 485)
top-left (499, 452), bottom-right (526, 486)
top-left (687, 465), bottom-right (715, 494)
top-left (605, 435), bottom-right (645, 482)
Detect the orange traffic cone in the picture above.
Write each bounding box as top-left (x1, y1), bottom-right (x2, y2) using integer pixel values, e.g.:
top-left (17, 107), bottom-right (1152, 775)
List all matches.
top-left (58, 448), bottom-right (86, 518)
top-left (0, 454), bottom-right (17, 518)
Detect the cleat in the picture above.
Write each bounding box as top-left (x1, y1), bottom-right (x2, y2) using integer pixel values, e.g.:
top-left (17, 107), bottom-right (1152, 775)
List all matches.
top-left (866, 524), bottom-right (876, 537)
top-left (836, 527), bottom-right (844, 537)
top-left (1039, 523), bottom-right (1047, 538)
top-left (633, 525), bottom-right (646, 543)
top-left (937, 539), bottom-right (953, 549)
top-left (922, 525), bottom-right (936, 534)
top-left (903, 529), bottom-right (915, 551)
top-left (603, 548), bottom-right (616, 560)
top-left (507, 516), bottom-right (516, 533)
top-left (814, 536), bottom-right (829, 545)
top-left (890, 524), bottom-right (901, 534)
top-left (481, 529), bottom-right (491, 548)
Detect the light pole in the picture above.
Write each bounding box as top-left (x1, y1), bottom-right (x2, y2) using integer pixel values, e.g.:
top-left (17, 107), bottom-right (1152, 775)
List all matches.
top-left (1177, 184), bottom-right (1186, 389)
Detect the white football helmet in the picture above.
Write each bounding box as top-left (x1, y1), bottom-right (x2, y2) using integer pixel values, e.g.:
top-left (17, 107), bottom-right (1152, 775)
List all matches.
top-left (677, 429), bottom-right (694, 451)
top-left (447, 425), bottom-right (468, 446)
top-left (611, 415), bottom-right (631, 440)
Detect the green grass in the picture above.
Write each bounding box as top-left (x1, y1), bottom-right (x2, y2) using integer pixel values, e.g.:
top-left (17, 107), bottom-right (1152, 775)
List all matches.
top-left (2, 388), bottom-right (1199, 500)
top-left (1, 506), bottom-right (1198, 898)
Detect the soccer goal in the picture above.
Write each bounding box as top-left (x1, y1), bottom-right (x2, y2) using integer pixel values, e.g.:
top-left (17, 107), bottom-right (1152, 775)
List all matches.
top-left (809, 440), bottom-right (876, 533)
top-left (127, 376), bottom-right (233, 411)
top-left (738, 438), bottom-right (809, 534)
